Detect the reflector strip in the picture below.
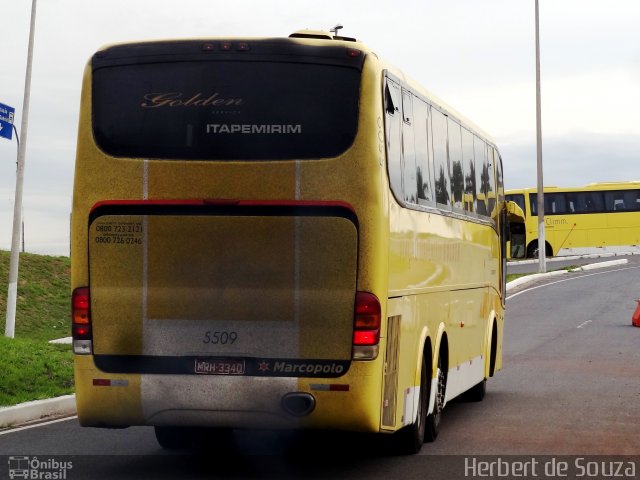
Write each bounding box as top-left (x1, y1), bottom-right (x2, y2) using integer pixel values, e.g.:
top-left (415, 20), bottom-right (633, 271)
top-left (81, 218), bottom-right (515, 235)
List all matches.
top-left (92, 379), bottom-right (129, 387)
top-left (310, 384), bottom-right (349, 392)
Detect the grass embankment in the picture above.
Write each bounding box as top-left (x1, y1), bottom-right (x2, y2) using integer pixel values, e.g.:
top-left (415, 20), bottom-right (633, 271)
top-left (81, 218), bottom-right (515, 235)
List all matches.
top-left (0, 251), bottom-right (73, 407)
top-left (506, 273), bottom-right (525, 283)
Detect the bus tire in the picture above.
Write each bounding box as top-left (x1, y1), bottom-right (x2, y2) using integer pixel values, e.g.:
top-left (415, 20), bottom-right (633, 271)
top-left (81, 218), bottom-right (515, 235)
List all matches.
top-left (527, 241), bottom-right (553, 258)
top-left (461, 378), bottom-right (486, 402)
top-left (395, 354), bottom-right (429, 454)
top-left (154, 426), bottom-right (189, 450)
top-left (424, 352), bottom-right (446, 443)
top-left (155, 426), bottom-right (234, 451)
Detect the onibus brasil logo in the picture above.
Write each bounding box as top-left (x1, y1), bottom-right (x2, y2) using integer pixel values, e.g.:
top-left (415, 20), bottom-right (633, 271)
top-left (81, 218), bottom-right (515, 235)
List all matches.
top-left (8, 456), bottom-right (72, 479)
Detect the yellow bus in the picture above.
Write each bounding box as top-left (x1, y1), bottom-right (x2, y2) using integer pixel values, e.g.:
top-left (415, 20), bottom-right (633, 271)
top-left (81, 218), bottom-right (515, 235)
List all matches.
top-left (506, 182), bottom-right (640, 258)
top-left (71, 30), bottom-right (524, 454)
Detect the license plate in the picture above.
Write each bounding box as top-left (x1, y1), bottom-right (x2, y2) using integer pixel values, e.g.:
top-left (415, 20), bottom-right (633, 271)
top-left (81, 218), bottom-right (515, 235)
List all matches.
top-left (194, 358), bottom-right (245, 375)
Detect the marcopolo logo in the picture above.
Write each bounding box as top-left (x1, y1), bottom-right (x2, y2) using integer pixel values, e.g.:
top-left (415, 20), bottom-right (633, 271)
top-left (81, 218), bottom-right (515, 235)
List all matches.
top-left (8, 456), bottom-right (72, 480)
top-left (253, 359), bottom-right (350, 377)
top-left (273, 361), bottom-right (345, 376)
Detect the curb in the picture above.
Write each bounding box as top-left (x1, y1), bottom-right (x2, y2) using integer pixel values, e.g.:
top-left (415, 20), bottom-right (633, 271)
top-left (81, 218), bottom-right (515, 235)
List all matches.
top-left (0, 395), bottom-right (76, 429)
top-left (506, 258), bottom-right (629, 292)
top-left (507, 250), bottom-right (640, 266)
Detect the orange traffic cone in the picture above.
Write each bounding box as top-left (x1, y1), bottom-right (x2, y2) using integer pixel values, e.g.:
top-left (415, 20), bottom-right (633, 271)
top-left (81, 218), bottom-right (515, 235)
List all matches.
top-left (633, 300), bottom-right (640, 327)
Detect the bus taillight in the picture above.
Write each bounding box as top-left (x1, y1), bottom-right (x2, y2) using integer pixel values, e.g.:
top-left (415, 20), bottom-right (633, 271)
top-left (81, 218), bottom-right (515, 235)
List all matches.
top-left (72, 287), bottom-right (92, 355)
top-left (353, 292), bottom-right (380, 360)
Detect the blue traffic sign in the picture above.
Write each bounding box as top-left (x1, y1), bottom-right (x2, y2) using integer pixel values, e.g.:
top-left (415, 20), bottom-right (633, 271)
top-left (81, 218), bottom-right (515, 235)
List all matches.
top-left (0, 102), bottom-right (15, 141)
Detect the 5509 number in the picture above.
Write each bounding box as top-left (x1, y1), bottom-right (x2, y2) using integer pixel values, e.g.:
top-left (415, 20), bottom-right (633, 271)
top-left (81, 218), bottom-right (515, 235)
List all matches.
top-left (203, 331), bottom-right (238, 345)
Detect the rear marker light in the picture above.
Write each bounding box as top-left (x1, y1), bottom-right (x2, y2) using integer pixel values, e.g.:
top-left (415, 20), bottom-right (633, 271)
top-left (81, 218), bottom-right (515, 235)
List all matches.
top-left (347, 49), bottom-right (362, 58)
top-left (353, 292), bottom-right (381, 360)
top-left (72, 287), bottom-right (92, 355)
top-left (93, 379), bottom-right (129, 387)
top-left (236, 42), bottom-right (250, 51)
top-left (201, 43), bottom-right (215, 51)
top-left (73, 340), bottom-right (92, 355)
top-left (220, 42), bottom-right (232, 51)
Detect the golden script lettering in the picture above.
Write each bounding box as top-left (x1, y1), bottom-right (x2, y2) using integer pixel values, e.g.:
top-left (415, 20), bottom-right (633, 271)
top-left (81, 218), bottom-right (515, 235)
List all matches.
top-left (141, 92), bottom-right (243, 108)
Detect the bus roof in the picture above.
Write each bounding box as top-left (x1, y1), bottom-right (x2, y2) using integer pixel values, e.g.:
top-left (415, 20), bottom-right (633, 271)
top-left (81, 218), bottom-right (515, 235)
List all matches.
top-left (507, 181), bottom-right (640, 194)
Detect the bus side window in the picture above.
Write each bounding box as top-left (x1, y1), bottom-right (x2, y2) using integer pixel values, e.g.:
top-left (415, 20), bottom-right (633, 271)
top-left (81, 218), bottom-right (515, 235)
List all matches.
top-left (486, 147), bottom-right (497, 218)
top-left (385, 79), bottom-right (403, 200)
top-left (566, 193), bottom-right (577, 213)
top-left (623, 191), bottom-right (637, 210)
top-left (431, 108), bottom-right (450, 208)
top-left (384, 83), bottom-right (397, 116)
top-left (448, 118), bottom-right (464, 211)
top-left (462, 127), bottom-right (476, 214)
top-left (473, 135), bottom-right (487, 216)
top-left (414, 98), bottom-right (434, 204)
top-left (401, 89), bottom-right (417, 204)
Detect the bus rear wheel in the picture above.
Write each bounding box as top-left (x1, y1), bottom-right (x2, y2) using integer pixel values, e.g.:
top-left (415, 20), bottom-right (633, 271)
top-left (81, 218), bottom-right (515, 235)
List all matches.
top-left (526, 241), bottom-right (552, 258)
top-left (461, 378), bottom-right (486, 402)
top-left (154, 426), bottom-right (190, 450)
top-left (424, 353), bottom-right (445, 442)
top-left (395, 355), bottom-right (429, 454)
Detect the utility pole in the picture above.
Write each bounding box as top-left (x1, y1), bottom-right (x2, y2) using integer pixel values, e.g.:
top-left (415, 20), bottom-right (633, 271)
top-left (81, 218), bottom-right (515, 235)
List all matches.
top-left (5, 0), bottom-right (37, 338)
top-left (535, 0), bottom-right (546, 273)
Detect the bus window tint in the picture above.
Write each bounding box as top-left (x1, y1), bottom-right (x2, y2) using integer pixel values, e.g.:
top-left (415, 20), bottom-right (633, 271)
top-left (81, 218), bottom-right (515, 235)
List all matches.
top-left (414, 98), bottom-right (434, 204)
top-left (383, 74), bottom-right (499, 226)
top-left (605, 190), bottom-right (640, 211)
top-left (531, 191), bottom-right (607, 215)
top-left (385, 80), bottom-right (403, 197)
top-left (402, 90), bottom-right (418, 203)
top-left (545, 192), bottom-right (567, 214)
top-left (474, 136), bottom-right (487, 216)
top-left (462, 127), bottom-right (476, 214)
top-left (576, 191), bottom-right (604, 213)
top-left (448, 118), bottom-right (464, 211)
top-left (486, 147), bottom-right (497, 217)
top-left (93, 61), bottom-right (361, 160)
top-left (431, 108), bottom-right (450, 207)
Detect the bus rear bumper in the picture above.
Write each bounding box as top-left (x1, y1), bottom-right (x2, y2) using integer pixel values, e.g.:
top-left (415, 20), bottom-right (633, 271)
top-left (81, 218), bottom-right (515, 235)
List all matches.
top-left (75, 356), bottom-right (383, 433)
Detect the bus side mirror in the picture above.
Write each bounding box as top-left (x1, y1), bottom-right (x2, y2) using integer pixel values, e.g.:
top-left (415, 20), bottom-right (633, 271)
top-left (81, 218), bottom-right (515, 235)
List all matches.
top-left (505, 201), bottom-right (526, 259)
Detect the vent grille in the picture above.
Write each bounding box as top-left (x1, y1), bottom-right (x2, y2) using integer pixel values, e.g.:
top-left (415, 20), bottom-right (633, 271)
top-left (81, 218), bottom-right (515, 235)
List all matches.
top-left (382, 315), bottom-right (400, 427)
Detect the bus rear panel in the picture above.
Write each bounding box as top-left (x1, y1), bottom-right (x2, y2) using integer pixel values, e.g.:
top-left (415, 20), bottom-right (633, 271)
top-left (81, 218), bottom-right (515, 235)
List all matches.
top-left (72, 37), bottom-right (386, 432)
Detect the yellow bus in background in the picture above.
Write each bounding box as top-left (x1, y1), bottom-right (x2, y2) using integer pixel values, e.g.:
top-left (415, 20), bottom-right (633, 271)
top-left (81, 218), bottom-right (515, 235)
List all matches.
top-left (71, 30), bottom-right (524, 454)
top-left (506, 182), bottom-right (640, 258)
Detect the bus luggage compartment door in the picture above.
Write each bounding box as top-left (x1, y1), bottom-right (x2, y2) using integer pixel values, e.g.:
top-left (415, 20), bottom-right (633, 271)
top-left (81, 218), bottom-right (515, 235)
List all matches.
top-left (87, 203), bottom-right (358, 376)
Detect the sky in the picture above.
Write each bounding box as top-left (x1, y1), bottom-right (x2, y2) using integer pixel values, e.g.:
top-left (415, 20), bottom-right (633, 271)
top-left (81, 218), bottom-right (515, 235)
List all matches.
top-left (1, 0), bottom-right (639, 256)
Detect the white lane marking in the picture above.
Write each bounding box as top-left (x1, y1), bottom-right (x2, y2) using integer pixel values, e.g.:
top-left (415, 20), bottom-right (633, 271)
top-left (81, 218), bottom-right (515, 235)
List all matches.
top-left (576, 320), bottom-right (592, 329)
top-left (0, 416), bottom-right (77, 435)
top-left (506, 265), bottom-right (640, 301)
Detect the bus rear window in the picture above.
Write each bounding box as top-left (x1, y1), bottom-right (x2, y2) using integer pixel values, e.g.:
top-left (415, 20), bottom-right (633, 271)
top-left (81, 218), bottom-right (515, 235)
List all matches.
top-left (92, 60), bottom-right (361, 160)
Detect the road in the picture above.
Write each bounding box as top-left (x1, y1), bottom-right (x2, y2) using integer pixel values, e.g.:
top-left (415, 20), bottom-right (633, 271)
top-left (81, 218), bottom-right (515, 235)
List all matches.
top-left (1, 260), bottom-right (639, 479)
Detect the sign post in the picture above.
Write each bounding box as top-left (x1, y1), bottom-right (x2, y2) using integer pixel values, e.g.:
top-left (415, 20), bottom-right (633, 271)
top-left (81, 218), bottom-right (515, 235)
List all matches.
top-left (5, 0), bottom-right (38, 339)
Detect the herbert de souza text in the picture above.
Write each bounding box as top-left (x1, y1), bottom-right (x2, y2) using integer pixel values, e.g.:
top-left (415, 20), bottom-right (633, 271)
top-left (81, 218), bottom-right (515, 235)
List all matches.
top-left (465, 457), bottom-right (636, 478)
